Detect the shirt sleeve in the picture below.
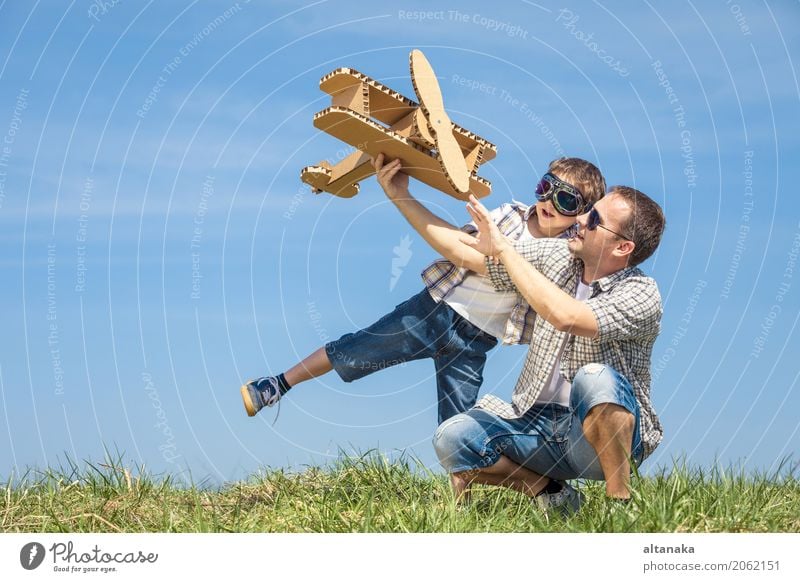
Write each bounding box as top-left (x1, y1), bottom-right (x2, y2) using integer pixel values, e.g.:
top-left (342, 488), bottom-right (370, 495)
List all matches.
top-left (485, 238), bottom-right (563, 291)
top-left (585, 277), bottom-right (662, 342)
top-left (485, 256), bottom-right (517, 291)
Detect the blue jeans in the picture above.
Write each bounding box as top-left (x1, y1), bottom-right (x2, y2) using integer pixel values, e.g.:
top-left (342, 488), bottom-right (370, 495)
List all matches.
top-left (325, 289), bottom-right (498, 424)
top-left (433, 364), bottom-right (644, 480)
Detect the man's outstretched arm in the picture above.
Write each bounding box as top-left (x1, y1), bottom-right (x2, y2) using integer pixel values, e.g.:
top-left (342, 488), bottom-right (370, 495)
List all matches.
top-left (374, 154), bottom-right (488, 274)
top-left (464, 195), bottom-right (598, 337)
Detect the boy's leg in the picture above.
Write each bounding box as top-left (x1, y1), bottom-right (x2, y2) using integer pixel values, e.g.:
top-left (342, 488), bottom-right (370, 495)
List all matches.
top-left (241, 347), bottom-right (333, 417)
top-left (282, 304), bottom-right (496, 417)
top-left (323, 289), bottom-right (448, 384)
top-left (242, 289), bottom-right (448, 416)
top-left (284, 347), bottom-right (333, 386)
top-left (433, 317), bottom-right (497, 424)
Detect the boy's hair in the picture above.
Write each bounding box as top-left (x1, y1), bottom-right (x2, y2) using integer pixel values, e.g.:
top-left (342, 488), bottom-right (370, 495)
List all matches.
top-left (548, 157), bottom-right (606, 206)
top-left (609, 185), bottom-right (666, 267)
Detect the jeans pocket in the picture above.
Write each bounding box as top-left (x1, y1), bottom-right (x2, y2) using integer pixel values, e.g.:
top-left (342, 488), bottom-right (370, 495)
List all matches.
top-left (548, 407), bottom-right (572, 444)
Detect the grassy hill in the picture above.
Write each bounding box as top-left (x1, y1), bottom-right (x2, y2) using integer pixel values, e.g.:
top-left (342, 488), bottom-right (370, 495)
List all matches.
top-left (3, 454), bottom-right (798, 532)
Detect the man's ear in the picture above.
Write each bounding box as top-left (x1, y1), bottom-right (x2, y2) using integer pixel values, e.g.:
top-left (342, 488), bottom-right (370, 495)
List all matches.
top-left (615, 239), bottom-right (635, 260)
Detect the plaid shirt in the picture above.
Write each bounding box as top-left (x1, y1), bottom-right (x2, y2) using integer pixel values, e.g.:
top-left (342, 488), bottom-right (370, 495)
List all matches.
top-left (421, 203), bottom-right (577, 345)
top-left (478, 238), bottom-right (664, 459)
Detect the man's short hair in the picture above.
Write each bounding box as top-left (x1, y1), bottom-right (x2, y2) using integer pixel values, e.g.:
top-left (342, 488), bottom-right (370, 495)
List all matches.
top-left (610, 185), bottom-right (666, 266)
top-left (548, 157), bottom-right (606, 206)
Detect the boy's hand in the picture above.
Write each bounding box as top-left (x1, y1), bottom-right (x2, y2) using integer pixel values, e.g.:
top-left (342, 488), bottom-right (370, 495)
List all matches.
top-left (463, 194), bottom-right (512, 261)
top-left (373, 153), bottom-right (410, 199)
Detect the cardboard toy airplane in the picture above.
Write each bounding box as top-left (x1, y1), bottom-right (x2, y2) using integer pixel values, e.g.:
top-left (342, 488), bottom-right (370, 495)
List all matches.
top-left (301, 49), bottom-right (497, 201)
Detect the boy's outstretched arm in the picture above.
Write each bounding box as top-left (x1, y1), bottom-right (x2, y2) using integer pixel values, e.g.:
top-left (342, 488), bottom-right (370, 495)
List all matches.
top-left (373, 154), bottom-right (487, 274)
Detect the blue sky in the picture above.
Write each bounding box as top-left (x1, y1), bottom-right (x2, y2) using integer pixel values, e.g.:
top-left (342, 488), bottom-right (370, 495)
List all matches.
top-left (0, 0), bottom-right (798, 485)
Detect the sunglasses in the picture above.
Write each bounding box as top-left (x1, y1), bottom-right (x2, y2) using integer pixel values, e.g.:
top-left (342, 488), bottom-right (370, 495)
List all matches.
top-left (586, 207), bottom-right (630, 240)
top-left (535, 172), bottom-right (587, 216)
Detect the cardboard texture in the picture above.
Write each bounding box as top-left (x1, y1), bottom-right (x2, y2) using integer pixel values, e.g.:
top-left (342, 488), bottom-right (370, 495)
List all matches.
top-left (301, 50), bottom-right (496, 201)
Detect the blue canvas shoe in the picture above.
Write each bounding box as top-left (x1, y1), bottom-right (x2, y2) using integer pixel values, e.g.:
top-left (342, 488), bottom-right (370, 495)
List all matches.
top-left (240, 376), bottom-right (282, 417)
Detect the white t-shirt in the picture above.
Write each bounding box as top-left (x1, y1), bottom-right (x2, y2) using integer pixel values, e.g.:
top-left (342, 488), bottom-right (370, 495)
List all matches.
top-left (535, 279), bottom-right (594, 406)
top-left (443, 225), bottom-right (535, 338)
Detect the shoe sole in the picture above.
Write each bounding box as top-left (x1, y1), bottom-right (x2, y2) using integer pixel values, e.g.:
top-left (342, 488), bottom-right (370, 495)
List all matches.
top-left (240, 384), bottom-right (258, 417)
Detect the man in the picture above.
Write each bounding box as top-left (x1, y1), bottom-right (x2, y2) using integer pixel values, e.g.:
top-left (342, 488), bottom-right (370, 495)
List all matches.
top-left (240, 155), bottom-right (605, 426)
top-left (430, 187), bottom-right (665, 513)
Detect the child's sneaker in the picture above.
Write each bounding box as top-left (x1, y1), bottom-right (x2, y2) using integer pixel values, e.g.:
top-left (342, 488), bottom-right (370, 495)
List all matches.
top-left (240, 376), bottom-right (282, 417)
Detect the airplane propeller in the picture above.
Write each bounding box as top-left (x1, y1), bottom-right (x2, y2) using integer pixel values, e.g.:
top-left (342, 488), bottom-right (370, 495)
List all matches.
top-left (409, 49), bottom-right (471, 194)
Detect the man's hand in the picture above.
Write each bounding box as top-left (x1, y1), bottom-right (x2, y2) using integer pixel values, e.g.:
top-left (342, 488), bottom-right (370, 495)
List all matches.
top-left (373, 153), bottom-right (409, 199)
top-left (463, 194), bottom-right (512, 260)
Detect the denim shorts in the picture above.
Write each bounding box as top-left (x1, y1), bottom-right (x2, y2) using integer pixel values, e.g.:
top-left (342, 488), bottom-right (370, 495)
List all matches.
top-left (325, 289), bottom-right (498, 424)
top-left (433, 364), bottom-right (644, 481)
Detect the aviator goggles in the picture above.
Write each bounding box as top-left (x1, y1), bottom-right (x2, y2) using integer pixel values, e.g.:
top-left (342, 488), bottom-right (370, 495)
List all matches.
top-left (534, 172), bottom-right (588, 216)
top-left (586, 207), bottom-right (630, 240)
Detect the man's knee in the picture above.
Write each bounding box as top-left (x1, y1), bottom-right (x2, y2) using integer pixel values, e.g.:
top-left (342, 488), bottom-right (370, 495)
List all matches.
top-left (571, 363), bottom-right (636, 421)
top-left (433, 415), bottom-right (470, 463)
top-left (433, 413), bottom-right (489, 473)
top-left (571, 363), bottom-right (612, 407)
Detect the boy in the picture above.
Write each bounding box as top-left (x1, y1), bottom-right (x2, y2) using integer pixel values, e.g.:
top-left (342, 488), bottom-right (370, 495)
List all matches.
top-left (241, 156), bottom-right (605, 424)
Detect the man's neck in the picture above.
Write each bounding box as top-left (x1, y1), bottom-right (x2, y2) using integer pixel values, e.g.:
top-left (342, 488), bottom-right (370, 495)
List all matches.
top-left (580, 259), bottom-right (628, 284)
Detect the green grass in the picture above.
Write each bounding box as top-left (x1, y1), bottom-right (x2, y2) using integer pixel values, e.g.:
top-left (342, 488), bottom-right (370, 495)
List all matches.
top-left (2, 453), bottom-right (798, 532)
